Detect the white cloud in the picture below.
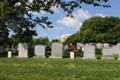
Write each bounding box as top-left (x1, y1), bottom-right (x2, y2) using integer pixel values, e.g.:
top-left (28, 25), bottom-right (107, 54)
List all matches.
top-left (28, 6), bottom-right (59, 15)
top-left (51, 6), bottom-right (59, 13)
top-left (74, 9), bottom-right (92, 19)
top-left (57, 17), bottom-right (82, 30)
top-left (46, 26), bottom-right (64, 31)
top-left (53, 26), bottom-right (64, 30)
top-left (57, 9), bottom-right (92, 30)
top-left (96, 13), bottom-right (106, 18)
top-left (28, 11), bottom-right (40, 15)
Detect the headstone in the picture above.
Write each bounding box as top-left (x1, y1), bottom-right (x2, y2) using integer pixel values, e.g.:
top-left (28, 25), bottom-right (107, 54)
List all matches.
top-left (8, 51), bottom-right (12, 58)
top-left (70, 52), bottom-right (74, 59)
top-left (11, 46), bottom-right (17, 53)
top-left (96, 43), bottom-right (103, 49)
top-left (104, 43), bottom-right (110, 47)
top-left (82, 47), bottom-right (85, 52)
top-left (118, 50), bottom-right (120, 60)
top-left (17, 43), bottom-right (28, 58)
top-left (83, 44), bottom-right (96, 59)
top-left (117, 43), bottom-right (120, 45)
top-left (34, 45), bottom-right (46, 58)
top-left (64, 45), bottom-right (69, 50)
top-left (89, 43), bottom-right (95, 46)
top-left (112, 45), bottom-right (120, 54)
top-left (102, 48), bottom-right (114, 60)
top-left (77, 43), bottom-right (82, 50)
top-left (0, 47), bottom-right (3, 53)
top-left (49, 43), bottom-right (63, 58)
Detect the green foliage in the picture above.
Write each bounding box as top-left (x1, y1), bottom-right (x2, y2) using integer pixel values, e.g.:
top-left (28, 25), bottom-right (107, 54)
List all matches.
top-left (0, 22), bottom-right (9, 46)
top-left (66, 16), bottom-right (120, 44)
top-left (0, 51), bottom-right (7, 57)
top-left (51, 39), bottom-right (60, 42)
top-left (32, 36), bottom-right (49, 45)
top-left (95, 48), bottom-right (102, 59)
top-left (0, 0), bottom-right (110, 46)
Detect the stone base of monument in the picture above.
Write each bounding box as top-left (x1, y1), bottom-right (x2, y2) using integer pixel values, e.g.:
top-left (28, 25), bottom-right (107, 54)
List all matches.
top-left (16, 56), bottom-right (28, 58)
top-left (82, 57), bottom-right (97, 60)
top-left (49, 56), bottom-right (62, 58)
top-left (33, 55), bottom-right (46, 58)
top-left (101, 55), bottom-right (114, 60)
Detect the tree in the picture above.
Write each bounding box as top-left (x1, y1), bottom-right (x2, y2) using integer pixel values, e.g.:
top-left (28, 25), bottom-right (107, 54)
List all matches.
top-left (65, 16), bottom-right (120, 44)
top-left (0, 0), bottom-right (110, 46)
top-left (32, 37), bottom-right (49, 45)
top-left (0, 21), bottom-right (9, 46)
top-left (51, 39), bottom-right (60, 43)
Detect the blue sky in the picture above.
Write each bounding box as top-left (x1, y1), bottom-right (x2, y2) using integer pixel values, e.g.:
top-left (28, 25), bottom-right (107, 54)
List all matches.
top-left (33, 0), bottom-right (120, 41)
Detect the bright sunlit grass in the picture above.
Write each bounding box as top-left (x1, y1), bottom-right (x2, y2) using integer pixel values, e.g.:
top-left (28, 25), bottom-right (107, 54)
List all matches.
top-left (0, 58), bottom-right (120, 80)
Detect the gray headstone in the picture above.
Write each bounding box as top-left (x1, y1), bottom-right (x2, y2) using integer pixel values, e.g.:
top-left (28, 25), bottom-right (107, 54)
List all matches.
top-left (77, 43), bottom-right (84, 50)
top-left (82, 47), bottom-right (84, 52)
top-left (0, 47), bottom-right (3, 53)
top-left (102, 48), bottom-right (114, 60)
top-left (117, 43), bottom-right (120, 45)
top-left (49, 43), bottom-right (63, 58)
top-left (89, 43), bottom-right (95, 46)
top-left (112, 45), bottom-right (120, 54)
top-left (104, 43), bottom-right (110, 48)
top-left (83, 44), bottom-right (96, 59)
top-left (96, 43), bottom-right (103, 49)
top-left (118, 50), bottom-right (120, 60)
top-left (34, 45), bottom-right (46, 58)
top-left (17, 43), bottom-right (28, 58)
top-left (64, 45), bottom-right (69, 50)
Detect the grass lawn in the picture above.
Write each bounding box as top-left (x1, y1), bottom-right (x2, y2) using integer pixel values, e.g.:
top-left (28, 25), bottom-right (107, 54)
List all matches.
top-left (0, 58), bottom-right (120, 80)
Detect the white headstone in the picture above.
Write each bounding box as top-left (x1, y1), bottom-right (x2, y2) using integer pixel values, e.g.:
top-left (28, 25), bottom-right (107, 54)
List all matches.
top-left (102, 47), bottom-right (114, 60)
top-left (112, 45), bottom-right (120, 54)
top-left (104, 43), bottom-right (110, 48)
top-left (117, 43), bottom-right (120, 45)
top-left (70, 52), bottom-right (74, 59)
top-left (118, 50), bottom-right (120, 60)
top-left (18, 43), bottom-right (28, 58)
top-left (34, 45), bottom-right (46, 58)
top-left (83, 45), bottom-right (96, 59)
top-left (49, 43), bottom-right (63, 58)
top-left (8, 51), bottom-right (12, 58)
top-left (82, 47), bottom-right (84, 52)
top-left (77, 43), bottom-right (84, 50)
top-left (96, 43), bottom-right (103, 49)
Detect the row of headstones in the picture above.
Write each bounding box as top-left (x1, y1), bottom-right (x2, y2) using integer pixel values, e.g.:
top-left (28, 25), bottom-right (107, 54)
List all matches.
top-left (82, 44), bottom-right (120, 60)
top-left (77, 43), bottom-right (120, 60)
top-left (8, 42), bottom-right (120, 60)
top-left (8, 42), bottom-right (63, 58)
top-left (77, 43), bottom-right (120, 54)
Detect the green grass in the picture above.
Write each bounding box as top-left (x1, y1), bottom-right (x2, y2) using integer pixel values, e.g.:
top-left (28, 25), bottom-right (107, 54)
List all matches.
top-left (0, 58), bottom-right (120, 80)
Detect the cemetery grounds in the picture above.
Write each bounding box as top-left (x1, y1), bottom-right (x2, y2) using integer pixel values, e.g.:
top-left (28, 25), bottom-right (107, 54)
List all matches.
top-left (0, 57), bottom-right (120, 80)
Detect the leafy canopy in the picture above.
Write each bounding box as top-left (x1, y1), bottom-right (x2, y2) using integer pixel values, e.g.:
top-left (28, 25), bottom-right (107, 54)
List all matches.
top-left (65, 16), bottom-right (120, 44)
top-left (0, 0), bottom-right (110, 45)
